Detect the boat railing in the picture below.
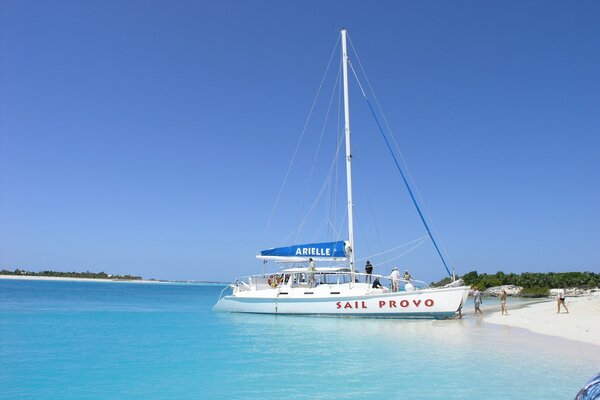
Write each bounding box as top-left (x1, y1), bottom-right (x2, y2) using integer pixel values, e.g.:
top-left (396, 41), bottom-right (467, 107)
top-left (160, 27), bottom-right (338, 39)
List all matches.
top-left (220, 271), bottom-right (430, 295)
top-left (353, 272), bottom-right (430, 291)
top-left (223, 274), bottom-right (278, 294)
top-left (217, 277), bottom-right (255, 299)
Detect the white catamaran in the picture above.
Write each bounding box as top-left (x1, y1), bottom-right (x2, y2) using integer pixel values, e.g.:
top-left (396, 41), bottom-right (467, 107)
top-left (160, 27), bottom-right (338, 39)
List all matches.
top-left (214, 29), bottom-right (470, 318)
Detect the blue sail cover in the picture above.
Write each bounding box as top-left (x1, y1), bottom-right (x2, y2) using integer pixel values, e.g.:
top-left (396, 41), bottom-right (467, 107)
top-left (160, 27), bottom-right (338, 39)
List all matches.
top-left (258, 240), bottom-right (347, 261)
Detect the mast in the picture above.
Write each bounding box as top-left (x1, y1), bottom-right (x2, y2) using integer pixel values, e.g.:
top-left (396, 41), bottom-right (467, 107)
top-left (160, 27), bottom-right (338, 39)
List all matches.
top-left (341, 29), bottom-right (356, 274)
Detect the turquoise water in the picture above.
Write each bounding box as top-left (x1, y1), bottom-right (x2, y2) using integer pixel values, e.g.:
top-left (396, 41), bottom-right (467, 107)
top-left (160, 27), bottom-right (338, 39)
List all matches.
top-left (1, 279), bottom-right (597, 399)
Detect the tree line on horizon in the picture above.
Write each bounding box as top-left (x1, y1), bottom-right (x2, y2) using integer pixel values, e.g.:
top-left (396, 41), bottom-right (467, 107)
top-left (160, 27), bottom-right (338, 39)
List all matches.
top-left (0, 268), bottom-right (142, 281)
top-left (432, 270), bottom-right (600, 292)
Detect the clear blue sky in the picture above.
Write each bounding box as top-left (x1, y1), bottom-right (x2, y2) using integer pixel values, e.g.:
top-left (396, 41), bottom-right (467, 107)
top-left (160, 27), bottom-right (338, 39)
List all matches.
top-left (1, 1), bottom-right (599, 282)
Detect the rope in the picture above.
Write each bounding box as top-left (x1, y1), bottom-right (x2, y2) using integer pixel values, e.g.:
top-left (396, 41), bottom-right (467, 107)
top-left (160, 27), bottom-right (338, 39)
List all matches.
top-left (354, 236), bottom-right (430, 267)
top-left (262, 35), bottom-right (341, 247)
top-left (347, 60), bottom-right (452, 278)
top-left (348, 35), bottom-right (453, 269)
top-left (296, 61), bottom-right (343, 243)
top-left (359, 235), bottom-right (429, 260)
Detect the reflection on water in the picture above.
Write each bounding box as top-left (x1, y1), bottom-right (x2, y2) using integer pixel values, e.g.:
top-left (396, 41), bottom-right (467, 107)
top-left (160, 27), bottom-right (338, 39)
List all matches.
top-left (220, 308), bottom-right (599, 398)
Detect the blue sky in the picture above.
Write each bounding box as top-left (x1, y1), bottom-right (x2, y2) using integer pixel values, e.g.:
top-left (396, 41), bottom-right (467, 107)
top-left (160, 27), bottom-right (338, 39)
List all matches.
top-left (1, 1), bottom-right (599, 283)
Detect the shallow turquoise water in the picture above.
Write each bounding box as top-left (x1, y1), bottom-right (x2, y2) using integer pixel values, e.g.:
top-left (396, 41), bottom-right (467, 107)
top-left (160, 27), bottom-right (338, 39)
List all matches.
top-left (1, 279), bottom-right (597, 399)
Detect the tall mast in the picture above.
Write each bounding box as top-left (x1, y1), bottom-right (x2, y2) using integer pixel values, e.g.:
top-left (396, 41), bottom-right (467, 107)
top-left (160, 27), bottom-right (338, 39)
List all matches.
top-left (341, 29), bottom-right (355, 274)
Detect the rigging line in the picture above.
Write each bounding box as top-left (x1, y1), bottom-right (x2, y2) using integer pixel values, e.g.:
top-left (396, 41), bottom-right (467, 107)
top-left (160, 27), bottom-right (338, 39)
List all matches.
top-left (348, 36), bottom-right (453, 269)
top-left (347, 60), bottom-right (452, 277)
top-left (373, 237), bottom-right (430, 266)
top-left (354, 237), bottom-right (430, 266)
top-left (326, 219), bottom-right (341, 239)
top-left (374, 111), bottom-right (453, 269)
top-left (328, 73), bottom-right (344, 241)
top-left (357, 237), bottom-right (429, 266)
top-left (354, 215), bottom-right (373, 263)
top-left (324, 71), bottom-right (347, 246)
top-left (262, 34), bottom-right (341, 247)
top-left (312, 217), bottom-right (330, 243)
top-left (356, 234), bottom-right (430, 262)
top-left (361, 172), bottom-right (387, 264)
top-left (279, 129), bottom-right (345, 246)
top-left (295, 129), bottom-right (346, 243)
top-left (295, 61), bottom-right (343, 243)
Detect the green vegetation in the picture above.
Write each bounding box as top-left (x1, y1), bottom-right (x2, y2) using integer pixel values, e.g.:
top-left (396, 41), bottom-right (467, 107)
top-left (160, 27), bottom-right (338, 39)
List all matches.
top-left (432, 270), bottom-right (600, 294)
top-left (519, 287), bottom-right (551, 298)
top-left (0, 268), bottom-right (142, 280)
top-left (430, 276), bottom-right (454, 287)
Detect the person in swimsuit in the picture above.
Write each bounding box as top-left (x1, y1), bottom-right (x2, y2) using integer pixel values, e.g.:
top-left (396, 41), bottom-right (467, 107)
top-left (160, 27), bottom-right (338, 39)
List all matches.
top-left (500, 289), bottom-right (508, 315)
top-left (557, 287), bottom-right (569, 314)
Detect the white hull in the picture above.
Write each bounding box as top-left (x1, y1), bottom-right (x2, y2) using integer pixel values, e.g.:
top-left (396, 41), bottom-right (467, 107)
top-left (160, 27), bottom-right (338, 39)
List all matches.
top-left (214, 284), bottom-right (469, 319)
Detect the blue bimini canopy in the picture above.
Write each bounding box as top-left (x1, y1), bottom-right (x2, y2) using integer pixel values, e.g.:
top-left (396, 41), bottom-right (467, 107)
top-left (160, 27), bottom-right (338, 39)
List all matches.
top-left (257, 240), bottom-right (348, 262)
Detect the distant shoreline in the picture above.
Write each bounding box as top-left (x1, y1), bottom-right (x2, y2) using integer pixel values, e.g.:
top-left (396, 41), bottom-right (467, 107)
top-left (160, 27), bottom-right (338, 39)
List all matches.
top-left (0, 274), bottom-right (226, 285)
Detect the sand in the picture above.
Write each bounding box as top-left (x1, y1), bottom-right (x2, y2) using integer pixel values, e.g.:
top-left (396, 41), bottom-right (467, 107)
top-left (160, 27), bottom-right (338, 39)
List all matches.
top-left (485, 292), bottom-right (600, 346)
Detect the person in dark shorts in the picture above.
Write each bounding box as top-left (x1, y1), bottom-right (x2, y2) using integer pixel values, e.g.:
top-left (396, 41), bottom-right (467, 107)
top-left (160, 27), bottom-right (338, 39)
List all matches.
top-left (557, 287), bottom-right (569, 314)
top-left (365, 261), bottom-right (373, 284)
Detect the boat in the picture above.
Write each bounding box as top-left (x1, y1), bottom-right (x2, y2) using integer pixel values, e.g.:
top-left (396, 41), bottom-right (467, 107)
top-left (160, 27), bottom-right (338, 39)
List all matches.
top-left (213, 29), bottom-right (470, 318)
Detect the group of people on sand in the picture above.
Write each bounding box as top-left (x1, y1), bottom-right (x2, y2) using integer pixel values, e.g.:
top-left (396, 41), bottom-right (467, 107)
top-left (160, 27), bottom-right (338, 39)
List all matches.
top-left (467, 286), bottom-right (570, 318)
top-left (469, 286), bottom-right (510, 317)
top-left (364, 261), bottom-right (412, 292)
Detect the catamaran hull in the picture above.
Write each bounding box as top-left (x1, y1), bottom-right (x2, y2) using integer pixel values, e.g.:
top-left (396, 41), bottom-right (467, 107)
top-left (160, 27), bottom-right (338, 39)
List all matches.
top-left (213, 286), bottom-right (469, 319)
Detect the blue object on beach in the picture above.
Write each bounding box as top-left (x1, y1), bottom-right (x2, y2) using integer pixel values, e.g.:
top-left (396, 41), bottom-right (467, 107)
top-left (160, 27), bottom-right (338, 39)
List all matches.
top-left (575, 373), bottom-right (600, 400)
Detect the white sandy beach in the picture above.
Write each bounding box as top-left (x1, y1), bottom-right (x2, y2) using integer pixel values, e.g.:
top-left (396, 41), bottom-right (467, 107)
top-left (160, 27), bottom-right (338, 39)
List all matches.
top-left (485, 293), bottom-right (600, 346)
top-left (0, 274), bottom-right (157, 283)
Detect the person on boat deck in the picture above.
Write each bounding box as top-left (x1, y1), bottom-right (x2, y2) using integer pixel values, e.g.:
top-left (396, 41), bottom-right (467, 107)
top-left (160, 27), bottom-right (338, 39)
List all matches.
top-left (372, 276), bottom-right (384, 289)
top-left (308, 258), bottom-right (316, 287)
top-left (403, 270), bottom-right (412, 281)
top-left (390, 268), bottom-right (400, 292)
top-left (365, 261), bottom-right (373, 284)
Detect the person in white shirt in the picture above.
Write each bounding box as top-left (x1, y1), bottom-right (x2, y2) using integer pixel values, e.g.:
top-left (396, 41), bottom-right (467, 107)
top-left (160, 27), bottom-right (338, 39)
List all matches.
top-left (308, 258), bottom-right (316, 287)
top-left (390, 268), bottom-right (401, 292)
top-left (472, 287), bottom-right (483, 316)
top-left (557, 287), bottom-right (569, 314)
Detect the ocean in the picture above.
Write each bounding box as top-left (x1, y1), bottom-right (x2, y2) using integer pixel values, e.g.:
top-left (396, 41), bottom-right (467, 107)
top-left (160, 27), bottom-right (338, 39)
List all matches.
top-left (1, 279), bottom-right (597, 399)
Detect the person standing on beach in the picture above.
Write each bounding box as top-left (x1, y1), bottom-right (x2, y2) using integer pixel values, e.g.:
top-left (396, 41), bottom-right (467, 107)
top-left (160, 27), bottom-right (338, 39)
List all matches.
top-left (500, 289), bottom-right (508, 315)
top-left (557, 287), bottom-right (569, 314)
top-left (472, 287), bottom-right (483, 316)
top-left (365, 261), bottom-right (373, 284)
